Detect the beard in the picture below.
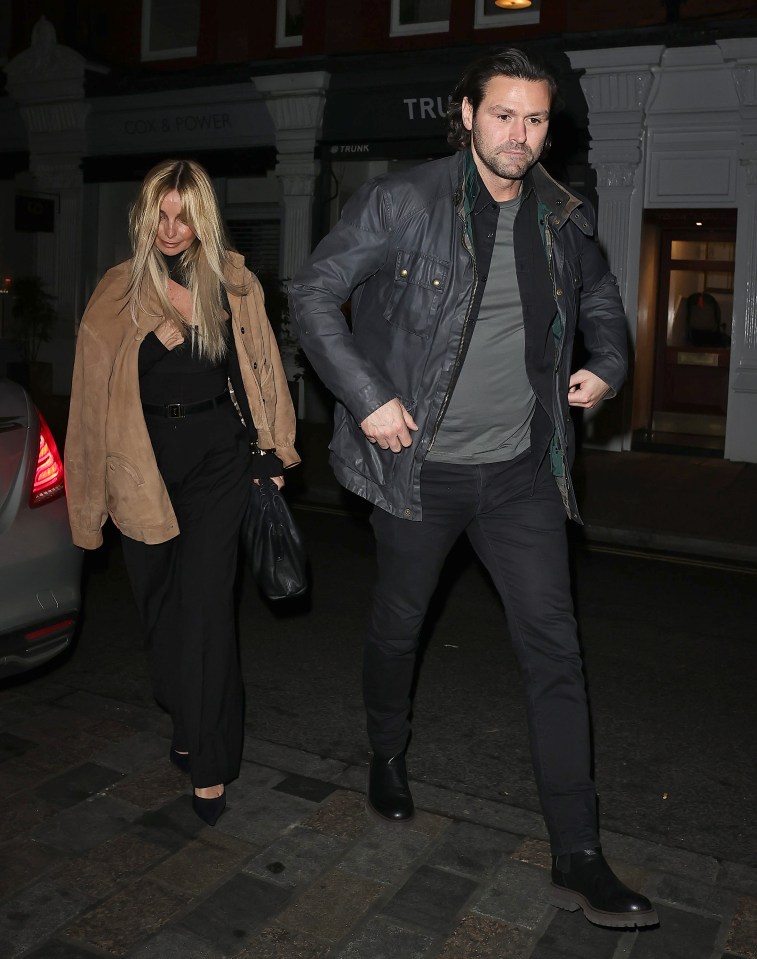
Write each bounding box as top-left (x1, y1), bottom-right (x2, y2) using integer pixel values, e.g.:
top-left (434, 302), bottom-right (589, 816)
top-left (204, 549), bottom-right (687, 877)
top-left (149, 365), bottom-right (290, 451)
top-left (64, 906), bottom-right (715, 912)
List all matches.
top-left (471, 124), bottom-right (541, 182)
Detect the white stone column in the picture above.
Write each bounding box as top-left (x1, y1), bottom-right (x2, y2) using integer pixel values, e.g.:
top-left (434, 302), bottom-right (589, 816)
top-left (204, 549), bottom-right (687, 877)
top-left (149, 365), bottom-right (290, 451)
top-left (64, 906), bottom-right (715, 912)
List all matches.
top-left (252, 72), bottom-right (330, 412)
top-left (719, 39), bottom-right (757, 463)
top-left (567, 47), bottom-right (663, 328)
top-left (252, 72), bottom-right (330, 283)
top-left (567, 47), bottom-right (664, 450)
top-left (5, 17), bottom-right (90, 392)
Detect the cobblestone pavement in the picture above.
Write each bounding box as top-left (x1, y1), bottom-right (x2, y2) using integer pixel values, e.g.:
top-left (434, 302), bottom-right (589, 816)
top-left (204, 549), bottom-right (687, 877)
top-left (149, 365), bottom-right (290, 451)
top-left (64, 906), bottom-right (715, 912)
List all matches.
top-left (2, 680), bottom-right (755, 959)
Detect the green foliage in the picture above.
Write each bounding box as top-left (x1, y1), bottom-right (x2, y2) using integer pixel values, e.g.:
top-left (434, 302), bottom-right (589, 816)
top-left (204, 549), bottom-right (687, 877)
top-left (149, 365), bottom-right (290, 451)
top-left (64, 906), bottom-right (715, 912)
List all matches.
top-left (9, 276), bottom-right (57, 363)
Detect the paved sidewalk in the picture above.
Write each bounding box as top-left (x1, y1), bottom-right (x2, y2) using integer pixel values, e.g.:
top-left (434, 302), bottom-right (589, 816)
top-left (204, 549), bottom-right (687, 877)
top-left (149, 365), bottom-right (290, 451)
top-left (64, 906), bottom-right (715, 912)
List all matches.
top-left (571, 449), bottom-right (757, 565)
top-left (2, 681), bottom-right (755, 959)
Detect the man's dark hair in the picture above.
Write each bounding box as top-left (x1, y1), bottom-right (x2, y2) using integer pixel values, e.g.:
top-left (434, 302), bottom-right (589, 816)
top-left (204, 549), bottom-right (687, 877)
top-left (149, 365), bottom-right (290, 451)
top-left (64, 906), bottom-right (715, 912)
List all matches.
top-left (447, 48), bottom-right (558, 151)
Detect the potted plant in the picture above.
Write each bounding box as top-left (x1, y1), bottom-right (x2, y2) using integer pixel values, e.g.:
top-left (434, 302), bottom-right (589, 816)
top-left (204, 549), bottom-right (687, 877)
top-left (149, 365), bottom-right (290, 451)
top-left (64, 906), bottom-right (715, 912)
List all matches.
top-left (7, 275), bottom-right (57, 397)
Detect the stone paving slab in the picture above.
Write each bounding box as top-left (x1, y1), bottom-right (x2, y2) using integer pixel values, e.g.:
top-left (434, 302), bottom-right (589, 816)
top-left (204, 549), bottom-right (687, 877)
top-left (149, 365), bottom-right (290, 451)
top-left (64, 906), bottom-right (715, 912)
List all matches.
top-left (0, 880), bottom-right (94, 959)
top-left (1, 687), bottom-right (754, 959)
top-left (243, 826), bottom-right (348, 889)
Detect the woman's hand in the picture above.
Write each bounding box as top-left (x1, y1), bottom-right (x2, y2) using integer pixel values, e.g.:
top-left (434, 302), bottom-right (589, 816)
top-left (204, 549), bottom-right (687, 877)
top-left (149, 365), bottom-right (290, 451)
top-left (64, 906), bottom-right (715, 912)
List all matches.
top-left (153, 319), bottom-right (184, 350)
top-left (253, 476), bottom-right (285, 490)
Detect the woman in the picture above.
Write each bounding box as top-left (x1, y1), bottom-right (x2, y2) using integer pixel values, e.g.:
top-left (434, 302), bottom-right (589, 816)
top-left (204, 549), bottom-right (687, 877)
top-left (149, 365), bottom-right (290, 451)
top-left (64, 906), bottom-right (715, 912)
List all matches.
top-left (66, 159), bottom-right (298, 825)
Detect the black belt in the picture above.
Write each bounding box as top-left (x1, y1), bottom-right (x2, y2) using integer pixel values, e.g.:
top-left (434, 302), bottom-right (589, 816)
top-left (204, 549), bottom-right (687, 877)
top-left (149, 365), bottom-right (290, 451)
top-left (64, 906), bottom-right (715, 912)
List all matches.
top-left (142, 390), bottom-right (231, 419)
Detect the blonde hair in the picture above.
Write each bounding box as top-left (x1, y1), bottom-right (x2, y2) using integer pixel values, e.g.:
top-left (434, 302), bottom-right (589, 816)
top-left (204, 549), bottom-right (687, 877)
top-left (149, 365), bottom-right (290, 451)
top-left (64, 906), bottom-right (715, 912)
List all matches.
top-left (126, 159), bottom-right (247, 362)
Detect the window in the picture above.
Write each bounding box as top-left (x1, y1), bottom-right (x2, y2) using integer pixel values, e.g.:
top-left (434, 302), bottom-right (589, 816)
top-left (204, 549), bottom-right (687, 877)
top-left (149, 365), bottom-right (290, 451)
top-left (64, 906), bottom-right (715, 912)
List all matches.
top-left (474, 0), bottom-right (540, 30)
top-left (141, 0), bottom-right (200, 60)
top-left (226, 219), bottom-right (280, 277)
top-left (277, 0), bottom-right (304, 48)
top-left (391, 0), bottom-right (450, 37)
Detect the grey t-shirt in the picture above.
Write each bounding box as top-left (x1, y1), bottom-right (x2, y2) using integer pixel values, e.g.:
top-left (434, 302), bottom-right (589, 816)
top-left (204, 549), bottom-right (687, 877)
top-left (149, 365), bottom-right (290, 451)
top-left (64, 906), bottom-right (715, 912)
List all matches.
top-left (427, 195), bottom-right (536, 464)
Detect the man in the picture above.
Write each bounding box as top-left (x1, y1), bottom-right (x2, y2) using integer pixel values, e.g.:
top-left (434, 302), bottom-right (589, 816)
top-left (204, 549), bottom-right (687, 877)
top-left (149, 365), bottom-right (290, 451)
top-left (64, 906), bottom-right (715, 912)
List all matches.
top-left (290, 49), bottom-right (657, 930)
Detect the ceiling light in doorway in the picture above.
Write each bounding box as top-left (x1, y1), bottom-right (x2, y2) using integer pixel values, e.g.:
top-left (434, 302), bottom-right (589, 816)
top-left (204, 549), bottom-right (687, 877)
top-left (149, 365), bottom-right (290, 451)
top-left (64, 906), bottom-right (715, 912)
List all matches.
top-left (695, 221), bottom-right (703, 227)
top-left (495, 0), bottom-right (531, 7)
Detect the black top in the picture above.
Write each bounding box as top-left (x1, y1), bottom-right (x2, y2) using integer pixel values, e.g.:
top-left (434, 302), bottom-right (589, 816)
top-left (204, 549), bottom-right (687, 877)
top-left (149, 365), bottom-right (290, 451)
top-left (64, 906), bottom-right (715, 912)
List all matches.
top-left (138, 252), bottom-right (284, 478)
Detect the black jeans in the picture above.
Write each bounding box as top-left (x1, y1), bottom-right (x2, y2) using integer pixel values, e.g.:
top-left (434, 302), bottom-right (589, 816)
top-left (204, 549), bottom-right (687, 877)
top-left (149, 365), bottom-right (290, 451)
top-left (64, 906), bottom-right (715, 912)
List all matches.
top-left (364, 451), bottom-right (598, 855)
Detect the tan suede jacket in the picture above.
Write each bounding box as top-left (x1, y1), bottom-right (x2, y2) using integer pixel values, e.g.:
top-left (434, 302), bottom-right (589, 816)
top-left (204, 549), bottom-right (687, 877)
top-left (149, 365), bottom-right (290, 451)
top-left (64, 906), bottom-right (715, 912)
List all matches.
top-left (65, 252), bottom-right (299, 549)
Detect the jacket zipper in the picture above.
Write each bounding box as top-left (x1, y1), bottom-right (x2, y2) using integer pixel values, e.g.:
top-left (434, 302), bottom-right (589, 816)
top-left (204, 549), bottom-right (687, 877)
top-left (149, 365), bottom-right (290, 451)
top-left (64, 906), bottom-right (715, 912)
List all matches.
top-left (547, 224), bottom-right (565, 366)
top-left (546, 216), bottom-right (568, 460)
top-left (545, 220), bottom-right (565, 366)
top-left (545, 214), bottom-right (576, 515)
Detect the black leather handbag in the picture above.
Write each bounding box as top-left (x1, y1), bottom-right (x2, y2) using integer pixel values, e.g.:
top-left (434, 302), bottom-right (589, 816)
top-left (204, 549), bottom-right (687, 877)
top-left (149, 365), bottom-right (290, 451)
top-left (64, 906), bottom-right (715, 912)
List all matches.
top-left (241, 479), bottom-right (307, 600)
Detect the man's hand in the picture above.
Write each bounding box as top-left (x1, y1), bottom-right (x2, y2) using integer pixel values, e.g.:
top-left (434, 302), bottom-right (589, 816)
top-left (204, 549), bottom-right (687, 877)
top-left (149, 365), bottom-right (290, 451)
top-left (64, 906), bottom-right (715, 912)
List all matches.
top-left (360, 399), bottom-right (418, 453)
top-left (567, 369), bottom-right (611, 409)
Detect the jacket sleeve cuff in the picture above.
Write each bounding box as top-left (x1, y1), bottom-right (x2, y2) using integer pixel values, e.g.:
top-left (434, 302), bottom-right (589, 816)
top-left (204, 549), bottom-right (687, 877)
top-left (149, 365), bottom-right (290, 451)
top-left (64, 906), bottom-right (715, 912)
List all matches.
top-left (251, 451), bottom-right (286, 479)
top-left (70, 526), bottom-right (104, 550)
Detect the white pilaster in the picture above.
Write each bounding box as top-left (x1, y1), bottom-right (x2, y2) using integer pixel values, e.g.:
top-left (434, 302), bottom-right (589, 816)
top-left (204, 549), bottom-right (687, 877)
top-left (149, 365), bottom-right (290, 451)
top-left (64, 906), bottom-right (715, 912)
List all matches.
top-left (252, 72), bottom-right (330, 392)
top-left (567, 47), bottom-right (663, 320)
top-left (719, 39), bottom-right (757, 463)
top-left (252, 72), bottom-right (330, 282)
top-left (4, 16), bottom-right (90, 390)
top-left (567, 47), bottom-right (664, 450)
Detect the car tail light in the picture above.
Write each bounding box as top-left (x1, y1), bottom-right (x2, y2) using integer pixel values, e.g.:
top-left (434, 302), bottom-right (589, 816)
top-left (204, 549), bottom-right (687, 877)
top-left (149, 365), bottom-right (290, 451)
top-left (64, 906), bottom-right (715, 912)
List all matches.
top-left (25, 617), bottom-right (76, 643)
top-left (30, 413), bottom-right (65, 508)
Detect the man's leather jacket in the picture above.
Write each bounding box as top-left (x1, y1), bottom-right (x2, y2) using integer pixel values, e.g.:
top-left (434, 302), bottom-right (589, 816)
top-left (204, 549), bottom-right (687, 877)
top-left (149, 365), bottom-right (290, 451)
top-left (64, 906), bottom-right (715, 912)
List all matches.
top-left (290, 150), bottom-right (627, 522)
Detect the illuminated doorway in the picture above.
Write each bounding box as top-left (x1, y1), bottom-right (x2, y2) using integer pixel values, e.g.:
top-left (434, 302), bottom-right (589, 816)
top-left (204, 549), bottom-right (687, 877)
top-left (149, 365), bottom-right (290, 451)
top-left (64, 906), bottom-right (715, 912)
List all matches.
top-left (634, 209), bottom-right (736, 456)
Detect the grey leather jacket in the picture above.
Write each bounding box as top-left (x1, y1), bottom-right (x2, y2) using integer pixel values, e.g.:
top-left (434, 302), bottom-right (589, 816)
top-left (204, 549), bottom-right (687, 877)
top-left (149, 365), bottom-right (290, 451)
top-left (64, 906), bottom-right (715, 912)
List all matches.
top-left (290, 151), bottom-right (628, 521)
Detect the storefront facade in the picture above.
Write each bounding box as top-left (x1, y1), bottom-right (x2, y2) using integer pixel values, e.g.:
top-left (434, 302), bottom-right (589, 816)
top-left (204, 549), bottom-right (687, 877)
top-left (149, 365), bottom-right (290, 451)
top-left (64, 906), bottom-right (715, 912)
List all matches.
top-left (1, 23), bottom-right (286, 392)
top-left (2, 24), bottom-right (756, 463)
top-left (568, 40), bottom-right (757, 462)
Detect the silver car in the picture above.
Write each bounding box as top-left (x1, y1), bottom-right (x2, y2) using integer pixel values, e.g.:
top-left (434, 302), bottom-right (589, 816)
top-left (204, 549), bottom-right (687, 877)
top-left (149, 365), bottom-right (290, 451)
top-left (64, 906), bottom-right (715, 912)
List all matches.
top-left (0, 377), bottom-right (82, 677)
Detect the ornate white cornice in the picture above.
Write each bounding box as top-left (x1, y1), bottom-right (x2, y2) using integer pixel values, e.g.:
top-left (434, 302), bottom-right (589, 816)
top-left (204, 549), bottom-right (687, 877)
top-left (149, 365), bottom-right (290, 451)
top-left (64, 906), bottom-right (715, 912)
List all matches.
top-left (263, 94), bottom-right (327, 134)
top-left (567, 46), bottom-right (663, 115)
top-left (5, 16), bottom-right (86, 102)
top-left (594, 161), bottom-right (638, 190)
top-left (566, 47), bottom-right (663, 194)
top-left (252, 72), bottom-right (331, 189)
top-left (4, 15), bottom-right (90, 172)
top-left (580, 70), bottom-right (655, 115)
top-left (252, 72), bottom-right (330, 137)
top-left (19, 100), bottom-right (89, 135)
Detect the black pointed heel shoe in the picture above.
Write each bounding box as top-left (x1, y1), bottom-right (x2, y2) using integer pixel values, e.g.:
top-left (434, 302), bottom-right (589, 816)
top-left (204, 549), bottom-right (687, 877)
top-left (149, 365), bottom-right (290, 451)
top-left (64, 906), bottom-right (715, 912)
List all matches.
top-left (169, 748), bottom-right (190, 775)
top-left (192, 790), bottom-right (226, 826)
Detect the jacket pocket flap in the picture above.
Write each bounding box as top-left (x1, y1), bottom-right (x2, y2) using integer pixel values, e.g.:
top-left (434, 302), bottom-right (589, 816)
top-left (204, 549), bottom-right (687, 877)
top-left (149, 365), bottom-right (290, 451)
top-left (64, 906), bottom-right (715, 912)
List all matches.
top-left (394, 250), bottom-right (449, 292)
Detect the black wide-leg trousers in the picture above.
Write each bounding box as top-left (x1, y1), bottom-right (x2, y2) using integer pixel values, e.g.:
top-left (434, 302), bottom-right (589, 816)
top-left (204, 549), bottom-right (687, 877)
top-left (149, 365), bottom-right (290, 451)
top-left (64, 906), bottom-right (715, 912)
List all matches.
top-left (122, 403), bottom-right (251, 789)
top-left (364, 451), bottom-right (599, 855)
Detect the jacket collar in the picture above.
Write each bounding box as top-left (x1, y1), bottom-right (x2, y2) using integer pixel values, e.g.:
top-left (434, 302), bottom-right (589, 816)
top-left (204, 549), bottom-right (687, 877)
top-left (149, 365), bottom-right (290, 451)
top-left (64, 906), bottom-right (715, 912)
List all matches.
top-left (223, 250), bottom-right (246, 285)
top-left (526, 164), bottom-right (592, 235)
top-left (123, 250), bottom-right (249, 326)
top-left (457, 149), bottom-right (592, 236)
